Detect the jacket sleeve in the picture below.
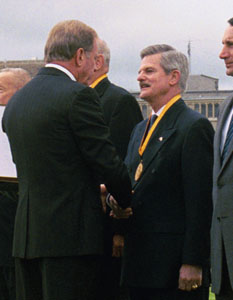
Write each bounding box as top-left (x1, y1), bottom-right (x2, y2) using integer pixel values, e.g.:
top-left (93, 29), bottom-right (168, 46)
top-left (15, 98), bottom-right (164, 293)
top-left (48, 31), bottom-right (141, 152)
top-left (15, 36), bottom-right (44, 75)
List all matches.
top-left (69, 87), bottom-right (132, 208)
top-left (181, 118), bottom-right (214, 266)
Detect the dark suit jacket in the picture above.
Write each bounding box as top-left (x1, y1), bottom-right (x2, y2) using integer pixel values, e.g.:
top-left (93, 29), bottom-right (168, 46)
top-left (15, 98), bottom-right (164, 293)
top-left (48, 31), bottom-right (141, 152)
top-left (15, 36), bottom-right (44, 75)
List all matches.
top-left (95, 77), bottom-right (143, 160)
top-left (211, 95), bottom-right (233, 294)
top-left (94, 77), bottom-right (143, 254)
top-left (121, 99), bottom-right (214, 288)
top-left (2, 67), bottom-right (132, 259)
top-left (0, 182), bottom-right (17, 266)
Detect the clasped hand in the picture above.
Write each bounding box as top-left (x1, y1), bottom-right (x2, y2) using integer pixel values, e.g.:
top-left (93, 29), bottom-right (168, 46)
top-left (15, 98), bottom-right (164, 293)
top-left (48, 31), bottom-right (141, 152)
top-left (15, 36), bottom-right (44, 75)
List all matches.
top-left (108, 195), bottom-right (133, 219)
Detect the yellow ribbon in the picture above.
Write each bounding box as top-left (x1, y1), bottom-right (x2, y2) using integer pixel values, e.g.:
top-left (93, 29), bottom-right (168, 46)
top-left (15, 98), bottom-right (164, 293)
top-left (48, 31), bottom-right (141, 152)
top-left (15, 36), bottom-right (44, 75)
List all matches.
top-left (90, 74), bottom-right (107, 88)
top-left (139, 94), bottom-right (181, 156)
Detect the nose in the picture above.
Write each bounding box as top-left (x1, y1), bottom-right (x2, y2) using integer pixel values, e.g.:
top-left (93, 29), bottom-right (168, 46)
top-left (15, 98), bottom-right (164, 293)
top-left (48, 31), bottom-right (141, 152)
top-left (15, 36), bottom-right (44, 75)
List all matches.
top-left (137, 71), bottom-right (144, 82)
top-left (219, 45), bottom-right (229, 59)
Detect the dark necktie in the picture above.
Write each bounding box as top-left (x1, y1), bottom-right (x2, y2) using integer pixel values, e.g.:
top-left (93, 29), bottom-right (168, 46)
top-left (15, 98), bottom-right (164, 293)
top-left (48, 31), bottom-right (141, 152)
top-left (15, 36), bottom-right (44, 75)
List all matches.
top-left (222, 114), bottom-right (233, 162)
top-left (148, 114), bottom-right (157, 130)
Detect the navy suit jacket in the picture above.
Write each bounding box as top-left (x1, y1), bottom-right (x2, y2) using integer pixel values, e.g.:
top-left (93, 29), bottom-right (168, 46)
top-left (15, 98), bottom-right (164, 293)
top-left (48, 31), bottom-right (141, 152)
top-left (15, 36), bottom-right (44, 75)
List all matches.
top-left (121, 99), bottom-right (214, 288)
top-left (2, 67), bottom-right (132, 259)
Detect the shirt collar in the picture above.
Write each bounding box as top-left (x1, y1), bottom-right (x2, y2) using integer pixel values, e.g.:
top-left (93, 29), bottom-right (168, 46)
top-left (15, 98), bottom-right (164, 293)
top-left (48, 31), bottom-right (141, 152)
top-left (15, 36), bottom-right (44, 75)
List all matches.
top-left (45, 63), bottom-right (76, 81)
top-left (152, 105), bottom-right (165, 117)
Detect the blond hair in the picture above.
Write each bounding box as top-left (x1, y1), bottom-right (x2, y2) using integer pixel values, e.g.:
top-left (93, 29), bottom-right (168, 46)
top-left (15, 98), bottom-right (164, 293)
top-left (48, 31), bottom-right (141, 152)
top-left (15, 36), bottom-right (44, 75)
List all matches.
top-left (44, 20), bottom-right (97, 63)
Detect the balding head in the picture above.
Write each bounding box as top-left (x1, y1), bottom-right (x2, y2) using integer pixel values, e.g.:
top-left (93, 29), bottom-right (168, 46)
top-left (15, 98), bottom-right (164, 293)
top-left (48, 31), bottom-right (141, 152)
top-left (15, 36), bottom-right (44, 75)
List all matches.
top-left (0, 68), bottom-right (31, 105)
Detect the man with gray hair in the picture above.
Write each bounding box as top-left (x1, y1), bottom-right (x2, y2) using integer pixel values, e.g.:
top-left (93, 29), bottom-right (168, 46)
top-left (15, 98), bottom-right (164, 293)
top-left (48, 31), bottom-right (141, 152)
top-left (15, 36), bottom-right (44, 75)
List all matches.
top-left (116, 44), bottom-right (214, 299)
top-left (88, 39), bottom-right (142, 300)
top-left (0, 67), bottom-right (31, 300)
top-left (2, 20), bottom-right (132, 300)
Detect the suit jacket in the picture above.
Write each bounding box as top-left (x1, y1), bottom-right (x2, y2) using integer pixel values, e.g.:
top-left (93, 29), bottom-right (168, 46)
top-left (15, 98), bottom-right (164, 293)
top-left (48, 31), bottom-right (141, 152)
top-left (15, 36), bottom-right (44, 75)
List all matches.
top-left (121, 99), bottom-right (214, 288)
top-left (95, 77), bottom-right (143, 160)
top-left (2, 67), bottom-right (132, 259)
top-left (211, 95), bottom-right (233, 294)
top-left (94, 77), bottom-right (143, 253)
top-left (0, 182), bottom-right (17, 266)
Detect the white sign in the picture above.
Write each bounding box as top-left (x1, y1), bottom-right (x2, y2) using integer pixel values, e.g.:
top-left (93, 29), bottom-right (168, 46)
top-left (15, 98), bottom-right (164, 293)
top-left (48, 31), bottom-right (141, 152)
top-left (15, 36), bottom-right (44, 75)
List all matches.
top-left (0, 105), bottom-right (17, 181)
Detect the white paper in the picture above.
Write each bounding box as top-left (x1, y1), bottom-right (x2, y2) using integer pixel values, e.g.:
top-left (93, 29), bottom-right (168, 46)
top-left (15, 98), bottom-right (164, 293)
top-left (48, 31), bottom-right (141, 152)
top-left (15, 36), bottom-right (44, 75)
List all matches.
top-left (0, 105), bottom-right (17, 179)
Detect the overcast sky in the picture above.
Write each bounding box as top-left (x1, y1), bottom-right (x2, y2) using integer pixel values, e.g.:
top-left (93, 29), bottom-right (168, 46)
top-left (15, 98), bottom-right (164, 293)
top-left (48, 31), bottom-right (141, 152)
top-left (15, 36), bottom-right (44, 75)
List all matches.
top-left (1, 0), bottom-right (233, 91)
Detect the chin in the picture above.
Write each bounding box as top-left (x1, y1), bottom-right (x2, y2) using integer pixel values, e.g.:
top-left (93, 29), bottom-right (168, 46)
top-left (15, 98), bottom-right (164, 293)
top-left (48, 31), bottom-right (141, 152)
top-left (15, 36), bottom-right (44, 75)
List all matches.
top-left (226, 69), bottom-right (233, 76)
top-left (140, 91), bottom-right (148, 100)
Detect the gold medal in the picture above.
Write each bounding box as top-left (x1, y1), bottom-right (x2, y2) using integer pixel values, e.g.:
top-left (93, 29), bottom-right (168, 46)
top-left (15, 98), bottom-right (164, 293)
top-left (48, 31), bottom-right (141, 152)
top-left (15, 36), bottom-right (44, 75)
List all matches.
top-left (135, 161), bottom-right (143, 181)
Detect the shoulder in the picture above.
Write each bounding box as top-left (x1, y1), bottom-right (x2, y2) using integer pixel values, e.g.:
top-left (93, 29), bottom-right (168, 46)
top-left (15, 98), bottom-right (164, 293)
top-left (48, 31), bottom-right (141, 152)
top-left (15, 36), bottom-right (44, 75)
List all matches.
top-left (105, 82), bottom-right (136, 100)
top-left (179, 100), bottom-right (213, 129)
top-left (219, 94), bottom-right (233, 116)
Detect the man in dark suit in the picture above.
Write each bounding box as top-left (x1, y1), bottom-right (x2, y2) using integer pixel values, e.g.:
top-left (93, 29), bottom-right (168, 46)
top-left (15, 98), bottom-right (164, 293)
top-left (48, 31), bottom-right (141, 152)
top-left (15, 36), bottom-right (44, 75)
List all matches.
top-left (110, 44), bottom-right (214, 300)
top-left (211, 17), bottom-right (233, 300)
top-left (88, 39), bottom-right (143, 300)
top-left (0, 68), bottom-right (31, 300)
top-left (2, 20), bottom-right (132, 300)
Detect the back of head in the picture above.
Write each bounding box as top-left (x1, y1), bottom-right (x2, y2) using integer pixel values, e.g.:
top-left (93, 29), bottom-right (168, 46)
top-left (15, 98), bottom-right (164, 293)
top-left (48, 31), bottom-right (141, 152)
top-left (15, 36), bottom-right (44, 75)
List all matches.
top-left (44, 20), bottom-right (97, 63)
top-left (97, 39), bottom-right (111, 68)
top-left (140, 44), bottom-right (189, 93)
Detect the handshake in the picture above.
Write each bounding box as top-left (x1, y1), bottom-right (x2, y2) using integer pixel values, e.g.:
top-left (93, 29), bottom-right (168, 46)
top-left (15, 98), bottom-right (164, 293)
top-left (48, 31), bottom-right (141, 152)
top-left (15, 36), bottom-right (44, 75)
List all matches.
top-left (100, 184), bottom-right (133, 219)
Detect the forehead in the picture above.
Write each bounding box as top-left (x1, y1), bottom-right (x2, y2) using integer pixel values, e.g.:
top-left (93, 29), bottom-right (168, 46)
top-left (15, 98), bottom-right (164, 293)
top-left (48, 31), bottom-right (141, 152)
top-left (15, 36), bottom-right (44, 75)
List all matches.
top-left (222, 25), bottom-right (233, 43)
top-left (0, 72), bottom-right (14, 86)
top-left (140, 53), bottom-right (162, 68)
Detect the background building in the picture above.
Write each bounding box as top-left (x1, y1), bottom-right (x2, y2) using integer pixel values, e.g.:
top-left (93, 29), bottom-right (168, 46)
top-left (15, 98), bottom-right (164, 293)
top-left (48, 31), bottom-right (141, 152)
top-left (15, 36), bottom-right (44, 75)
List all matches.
top-left (1, 61), bottom-right (232, 129)
top-left (133, 74), bottom-right (233, 129)
top-left (0, 59), bottom-right (44, 78)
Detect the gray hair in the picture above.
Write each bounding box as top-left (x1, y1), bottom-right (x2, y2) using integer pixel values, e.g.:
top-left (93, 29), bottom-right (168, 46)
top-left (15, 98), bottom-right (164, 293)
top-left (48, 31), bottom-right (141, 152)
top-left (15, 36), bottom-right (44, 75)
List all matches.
top-left (0, 68), bottom-right (31, 89)
top-left (140, 44), bottom-right (189, 93)
top-left (44, 20), bottom-right (98, 63)
top-left (97, 39), bottom-right (110, 67)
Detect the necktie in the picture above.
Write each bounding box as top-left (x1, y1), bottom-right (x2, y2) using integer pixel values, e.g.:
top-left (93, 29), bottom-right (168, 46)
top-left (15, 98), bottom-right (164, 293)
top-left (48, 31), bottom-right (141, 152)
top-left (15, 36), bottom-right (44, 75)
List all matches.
top-left (222, 114), bottom-right (233, 162)
top-left (149, 114), bottom-right (157, 130)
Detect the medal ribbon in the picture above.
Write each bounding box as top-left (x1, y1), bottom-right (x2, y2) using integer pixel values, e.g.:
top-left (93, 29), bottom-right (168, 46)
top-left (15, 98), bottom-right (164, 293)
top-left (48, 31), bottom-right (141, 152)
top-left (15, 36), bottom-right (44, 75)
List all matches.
top-left (139, 94), bottom-right (181, 156)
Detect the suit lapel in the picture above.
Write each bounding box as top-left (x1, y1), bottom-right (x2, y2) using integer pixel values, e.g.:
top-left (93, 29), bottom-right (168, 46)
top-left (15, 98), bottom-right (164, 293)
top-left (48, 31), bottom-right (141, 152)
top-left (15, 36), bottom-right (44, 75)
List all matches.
top-left (132, 99), bottom-right (184, 189)
top-left (217, 97), bottom-right (233, 177)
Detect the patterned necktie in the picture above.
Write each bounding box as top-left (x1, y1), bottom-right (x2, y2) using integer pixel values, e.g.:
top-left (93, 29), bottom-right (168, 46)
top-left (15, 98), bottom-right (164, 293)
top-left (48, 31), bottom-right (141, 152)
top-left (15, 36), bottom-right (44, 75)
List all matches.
top-left (222, 114), bottom-right (233, 162)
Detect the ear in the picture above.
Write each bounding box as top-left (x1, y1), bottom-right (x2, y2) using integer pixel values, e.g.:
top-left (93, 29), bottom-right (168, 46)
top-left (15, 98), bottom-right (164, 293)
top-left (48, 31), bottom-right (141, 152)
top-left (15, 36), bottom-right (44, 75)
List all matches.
top-left (75, 48), bottom-right (85, 67)
top-left (95, 54), bottom-right (104, 71)
top-left (169, 70), bottom-right (180, 87)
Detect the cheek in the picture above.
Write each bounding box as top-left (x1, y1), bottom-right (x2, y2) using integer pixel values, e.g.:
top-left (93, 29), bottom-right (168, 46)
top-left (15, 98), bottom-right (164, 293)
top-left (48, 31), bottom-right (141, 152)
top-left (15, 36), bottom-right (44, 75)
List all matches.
top-left (0, 91), bottom-right (10, 104)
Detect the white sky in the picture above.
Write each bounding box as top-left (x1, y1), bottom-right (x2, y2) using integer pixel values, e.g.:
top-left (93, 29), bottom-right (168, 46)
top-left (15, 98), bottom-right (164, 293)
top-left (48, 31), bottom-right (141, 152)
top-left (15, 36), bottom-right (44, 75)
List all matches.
top-left (1, 0), bottom-right (233, 91)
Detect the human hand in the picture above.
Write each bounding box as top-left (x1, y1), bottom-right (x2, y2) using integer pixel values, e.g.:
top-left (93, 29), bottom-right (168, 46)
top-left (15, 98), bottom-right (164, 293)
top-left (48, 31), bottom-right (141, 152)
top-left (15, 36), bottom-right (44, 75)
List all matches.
top-left (178, 264), bottom-right (202, 291)
top-left (112, 234), bottom-right (124, 257)
top-left (108, 196), bottom-right (133, 219)
top-left (100, 184), bottom-right (108, 213)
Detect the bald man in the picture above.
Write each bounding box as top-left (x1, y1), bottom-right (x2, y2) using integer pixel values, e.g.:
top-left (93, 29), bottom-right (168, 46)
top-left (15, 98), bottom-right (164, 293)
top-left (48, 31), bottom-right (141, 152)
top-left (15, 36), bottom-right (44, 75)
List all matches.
top-left (0, 68), bottom-right (31, 105)
top-left (0, 68), bottom-right (31, 300)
